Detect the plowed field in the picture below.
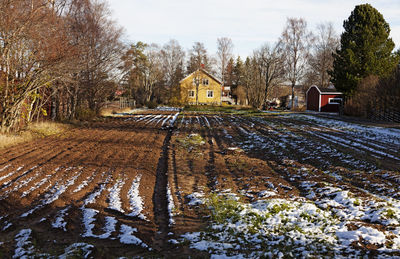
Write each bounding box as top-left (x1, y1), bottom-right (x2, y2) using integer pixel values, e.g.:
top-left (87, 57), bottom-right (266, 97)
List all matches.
top-left (0, 110), bottom-right (399, 258)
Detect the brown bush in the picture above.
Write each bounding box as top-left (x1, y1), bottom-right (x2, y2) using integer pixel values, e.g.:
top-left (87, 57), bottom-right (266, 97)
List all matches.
top-left (345, 71), bottom-right (400, 120)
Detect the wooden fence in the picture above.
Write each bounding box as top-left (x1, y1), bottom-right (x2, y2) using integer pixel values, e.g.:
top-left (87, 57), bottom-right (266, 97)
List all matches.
top-left (368, 108), bottom-right (400, 123)
top-left (119, 97), bottom-right (136, 109)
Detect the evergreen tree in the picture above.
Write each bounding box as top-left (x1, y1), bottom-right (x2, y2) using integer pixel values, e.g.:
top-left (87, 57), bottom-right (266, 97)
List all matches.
top-left (330, 4), bottom-right (399, 96)
top-left (233, 56), bottom-right (244, 86)
top-left (224, 57), bottom-right (235, 86)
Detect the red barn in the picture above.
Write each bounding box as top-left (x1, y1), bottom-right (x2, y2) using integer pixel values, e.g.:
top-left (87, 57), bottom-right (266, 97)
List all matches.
top-left (306, 85), bottom-right (343, 113)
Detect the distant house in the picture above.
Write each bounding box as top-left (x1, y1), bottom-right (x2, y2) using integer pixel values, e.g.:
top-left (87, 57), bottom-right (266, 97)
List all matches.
top-left (222, 85), bottom-right (235, 104)
top-left (179, 69), bottom-right (222, 105)
top-left (306, 85), bottom-right (343, 113)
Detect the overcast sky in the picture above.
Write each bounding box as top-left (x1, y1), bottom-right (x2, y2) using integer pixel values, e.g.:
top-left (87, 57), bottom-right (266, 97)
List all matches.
top-left (108, 0), bottom-right (400, 58)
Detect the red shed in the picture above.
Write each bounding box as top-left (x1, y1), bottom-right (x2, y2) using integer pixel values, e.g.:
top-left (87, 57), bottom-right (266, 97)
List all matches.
top-left (306, 85), bottom-right (343, 113)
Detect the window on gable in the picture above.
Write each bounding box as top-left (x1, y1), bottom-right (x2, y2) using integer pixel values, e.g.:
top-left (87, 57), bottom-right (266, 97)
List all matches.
top-left (203, 79), bottom-right (209, 85)
top-left (188, 90), bottom-right (195, 98)
top-left (207, 90), bottom-right (214, 98)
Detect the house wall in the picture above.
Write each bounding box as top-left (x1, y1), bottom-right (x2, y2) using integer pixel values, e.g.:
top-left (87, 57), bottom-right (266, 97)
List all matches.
top-left (179, 71), bottom-right (222, 105)
top-left (321, 94), bottom-right (342, 112)
top-left (306, 87), bottom-right (319, 111)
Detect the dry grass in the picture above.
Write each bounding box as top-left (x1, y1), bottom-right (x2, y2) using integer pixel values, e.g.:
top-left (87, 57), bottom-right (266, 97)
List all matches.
top-left (0, 122), bottom-right (71, 150)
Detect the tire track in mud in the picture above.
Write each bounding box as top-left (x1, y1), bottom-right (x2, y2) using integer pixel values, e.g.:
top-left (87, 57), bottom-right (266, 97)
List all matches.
top-left (152, 128), bottom-right (173, 251)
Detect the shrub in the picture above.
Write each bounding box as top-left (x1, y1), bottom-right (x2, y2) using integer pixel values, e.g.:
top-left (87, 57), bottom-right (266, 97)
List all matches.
top-left (76, 107), bottom-right (97, 121)
top-left (146, 101), bottom-right (158, 109)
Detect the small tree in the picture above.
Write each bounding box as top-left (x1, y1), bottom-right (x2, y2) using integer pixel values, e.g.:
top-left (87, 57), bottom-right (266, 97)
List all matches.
top-left (280, 17), bottom-right (313, 110)
top-left (330, 4), bottom-right (399, 96)
top-left (306, 23), bottom-right (339, 88)
top-left (216, 37), bottom-right (234, 84)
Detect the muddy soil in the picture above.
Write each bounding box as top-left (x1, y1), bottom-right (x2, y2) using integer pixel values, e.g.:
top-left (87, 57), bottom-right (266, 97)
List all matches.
top-left (0, 111), bottom-right (399, 257)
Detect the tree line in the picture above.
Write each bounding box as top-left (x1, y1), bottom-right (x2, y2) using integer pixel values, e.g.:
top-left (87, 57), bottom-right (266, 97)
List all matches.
top-left (0, 0), bottom-right (122, 133)
top-left (1, 2), bottom-right (399, 133)
top-left (121, 19), bottom-right (340, 109)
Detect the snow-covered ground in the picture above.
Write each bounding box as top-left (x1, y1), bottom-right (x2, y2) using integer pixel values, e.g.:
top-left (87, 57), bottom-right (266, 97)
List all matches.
top-left (181, 190), bottom-right (400, 258)
top-left (127, 174), bottom-right (146, 220)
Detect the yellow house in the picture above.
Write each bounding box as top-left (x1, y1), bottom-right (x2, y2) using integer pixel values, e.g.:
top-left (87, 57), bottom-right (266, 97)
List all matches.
top-left (179, 69), bottom-right (222, 105)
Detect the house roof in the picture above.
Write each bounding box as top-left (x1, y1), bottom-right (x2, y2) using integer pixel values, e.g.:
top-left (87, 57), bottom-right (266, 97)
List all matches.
top-left (179, 69), bottom-right (222, 85)
top-left (307, 85), bottom-right (342, 95)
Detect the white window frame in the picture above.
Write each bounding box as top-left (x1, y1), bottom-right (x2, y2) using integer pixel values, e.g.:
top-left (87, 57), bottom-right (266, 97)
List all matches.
top-left (202, 78), bottom-right (209, 86)
top-left (188, 90), bottom-right (195, 98)
top-left (207, 90), bottom-right (214, 98)
top-left (328, 97), bottom-right (342, 105)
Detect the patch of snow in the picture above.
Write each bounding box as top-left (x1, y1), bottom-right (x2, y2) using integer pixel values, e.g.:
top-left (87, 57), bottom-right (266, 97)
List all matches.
top-left (108, 178), bottom-right (125, 213)
top-left (73, 171), bottom-right (97, 193)
top-left (127, 174), bottom-right (146, 220)
top-left (81, 208), bottom-right (98, 238)
top-left (258, 190), bottom-right (277, 198)
top-left (167, 183), bottom-right (175, 226)
top-left (2, 221), bottom-right (12, 231)
top-left (59, 243), bottom-right (94, 259)
top-left (186, 192), bottom-right (204, 206)
top-left (119, 224), bottom-right (148, 248)
top-left (98, 216), bottom-right (117, 239)
top-left (13, 229), bottom-right (34, 258)
top-left (52, 206), bottom-right (70, 231)
top-left (21, 170), bottom-right (81, 217)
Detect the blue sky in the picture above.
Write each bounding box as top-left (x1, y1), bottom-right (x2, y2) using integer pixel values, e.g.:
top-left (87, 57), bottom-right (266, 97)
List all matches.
top-left (108, 0), bottom-right (400, 57)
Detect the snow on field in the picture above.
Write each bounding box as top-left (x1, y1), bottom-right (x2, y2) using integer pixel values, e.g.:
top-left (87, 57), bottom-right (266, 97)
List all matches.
top-left (52, 206), bottom-right (70, 231)
top-left (81, 208), bottom-right (98, 238)
top-left (231, 116), bottom-right (374, 170)
top-left (155, 107), bottom-right (181, 112)
top-left (145, 115), bottom-right (162, 125)
top-left (186, 192), bottom-right (204, 206)
top-left (13, 229), bottom-right (35, 258)
top-left (119, 224), bottom-right (148, 248)
top-left (21, 167), bottom-right (60, 198)
top-left (108, 178), bottom-right (125, 213)
top-left (161, 114), bottom-right (173, 127)
top-left (82, 207), bottom-right (117, 239)
top-left (0, 166), bottom-right (40, 200)
top-left (181, 191), bottom-right (400, 257)
top-left (127, 174), bottom-right (146, 220)
top-left (0, 164), bottom-right (10, 172)
top-left (169, 112), bottom-right (180, 127)
top-left (83, 172), bottom-right (110, 206)
top-left (0, 166), bottom-right (23, 184)
top-left (21, 170), bottom-right (82, 217)
top-left (99, 216), bottom-right (118, 239)
top-left (14, 228), bottom-right (94, 258)
top-left (291, 114), bottom-right (400, 146)
top-left (203, 116), bottom-right (211, 128)
top-left (59, 243), bottom-right (94, 259)
top-left (167, 183), bottom-right (175, 226)
top-left (73, 171), bottom-right (97, 193)
top-left (2, 221), bottom-right (12, 231)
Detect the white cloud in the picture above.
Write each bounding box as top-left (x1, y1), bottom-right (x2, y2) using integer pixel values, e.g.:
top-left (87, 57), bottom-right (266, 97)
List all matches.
top-left (108, 0), bottom-right (400, 56)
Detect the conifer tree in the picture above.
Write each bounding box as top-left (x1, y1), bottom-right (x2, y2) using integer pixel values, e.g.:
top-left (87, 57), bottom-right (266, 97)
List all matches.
top-left (330, 4), bottom-right (399, 96)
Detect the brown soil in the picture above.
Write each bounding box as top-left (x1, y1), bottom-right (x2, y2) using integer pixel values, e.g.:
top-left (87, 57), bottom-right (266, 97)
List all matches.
top-left (0, 111), bottom-right (399, 257)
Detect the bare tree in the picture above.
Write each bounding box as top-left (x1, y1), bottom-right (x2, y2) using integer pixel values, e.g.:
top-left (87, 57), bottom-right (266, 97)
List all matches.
top-left (280, 17), bottom-right (313, 109)
top-left (186, 42), bottom-right (213, 74)
top-left (0, 0), bottom-right (73, 132)
top-left (256, 43), bottom-right (286, 107)
top-left (65, 0), bottom-right (123, 115)
top-left (306, 22), bottom-right (339, 87)
top-left (160, 39), bottom-right (185, 102)
top-left (216, 37), bottom-right (234, 84)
